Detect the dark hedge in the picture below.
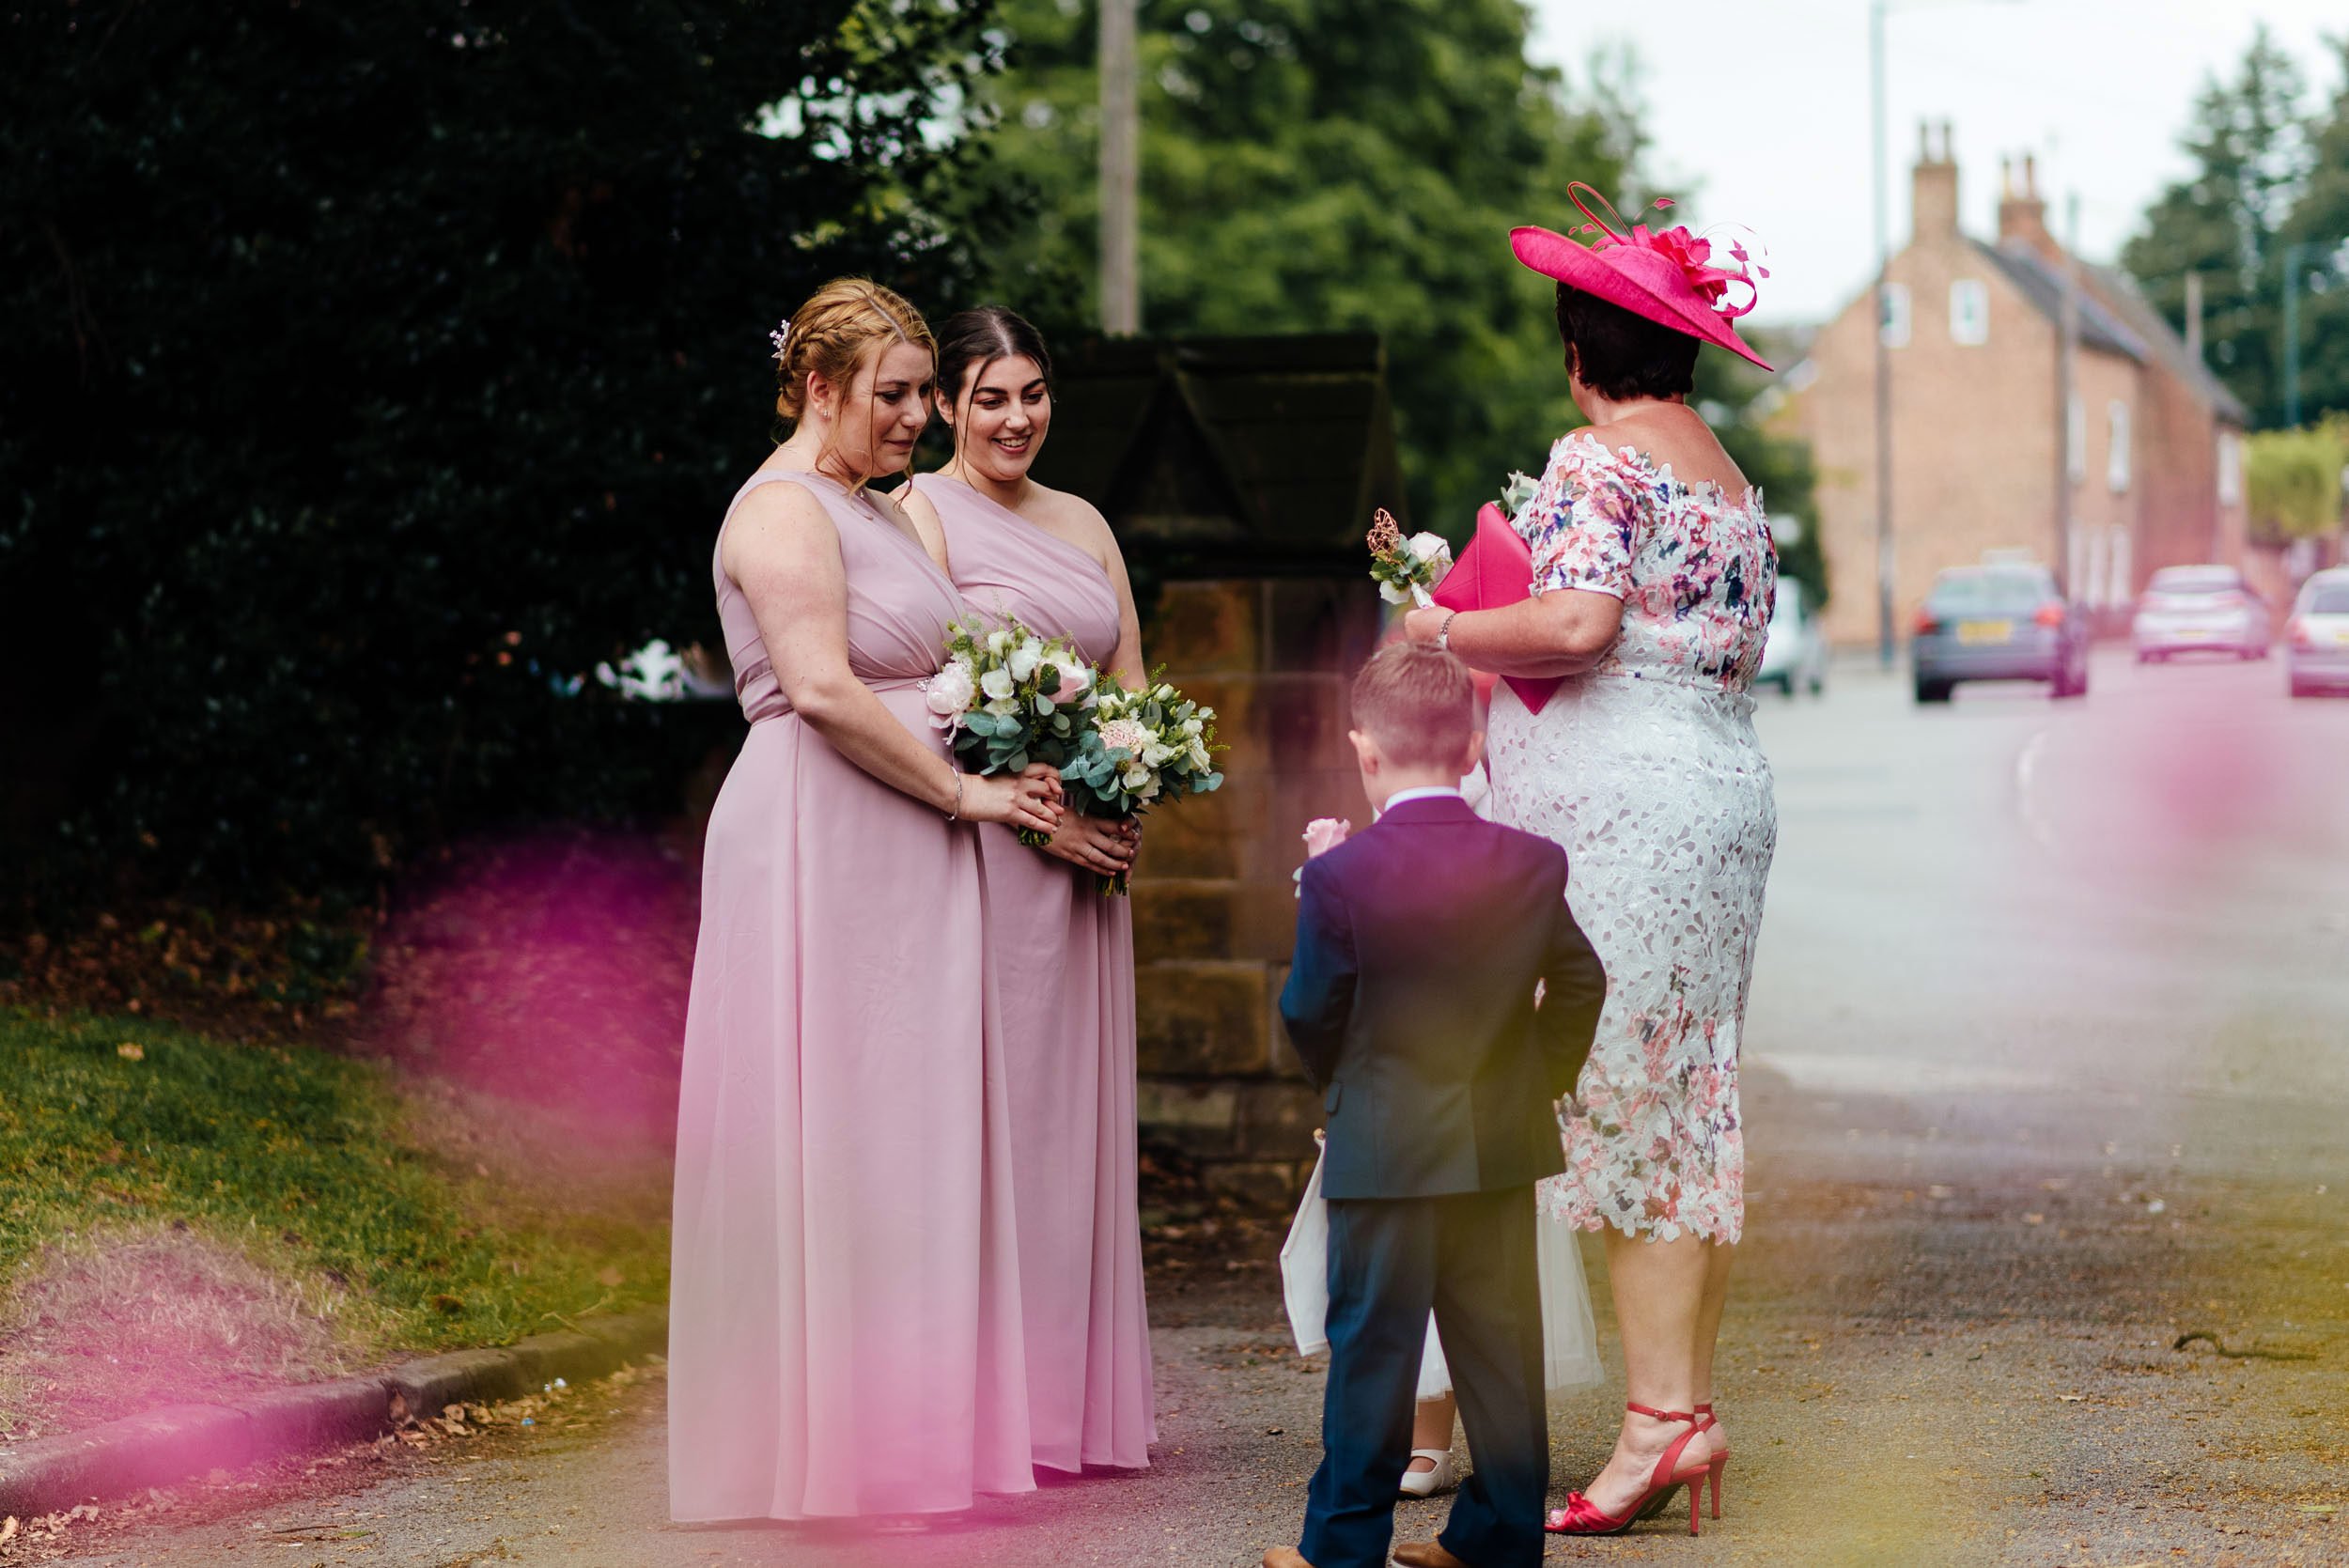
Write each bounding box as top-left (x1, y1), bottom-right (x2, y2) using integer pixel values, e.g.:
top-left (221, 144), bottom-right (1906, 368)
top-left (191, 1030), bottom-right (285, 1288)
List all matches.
top-left (1, 0), bottom-right (1023, 912)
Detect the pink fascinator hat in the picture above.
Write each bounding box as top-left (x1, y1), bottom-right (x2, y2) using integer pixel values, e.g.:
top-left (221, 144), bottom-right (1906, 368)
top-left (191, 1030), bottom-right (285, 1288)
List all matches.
top-left (1511, 182), bottom-right (1772, 371)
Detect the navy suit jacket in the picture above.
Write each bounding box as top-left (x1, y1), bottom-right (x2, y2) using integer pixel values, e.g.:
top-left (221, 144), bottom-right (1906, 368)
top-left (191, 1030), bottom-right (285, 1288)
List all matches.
top-left (1279, 794), bottom-right (1607, 1202)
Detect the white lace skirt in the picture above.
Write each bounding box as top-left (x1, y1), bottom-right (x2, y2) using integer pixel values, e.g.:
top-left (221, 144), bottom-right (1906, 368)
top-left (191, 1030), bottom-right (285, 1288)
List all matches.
top-left (1486, 673), bottom-right (1777, 1246)
top-left (1278, 1140), bottom-right (1604, 1398)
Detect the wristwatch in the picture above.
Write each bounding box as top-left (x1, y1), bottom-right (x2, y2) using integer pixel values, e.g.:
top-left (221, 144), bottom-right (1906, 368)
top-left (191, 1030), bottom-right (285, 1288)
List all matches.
top-left (1437, 611), bottom-right (1458, 652)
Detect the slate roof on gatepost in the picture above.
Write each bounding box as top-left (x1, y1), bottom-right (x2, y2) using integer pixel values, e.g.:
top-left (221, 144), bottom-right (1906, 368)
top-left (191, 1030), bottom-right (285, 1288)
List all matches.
top-left (1032, 334), bottom-right (1408, 576)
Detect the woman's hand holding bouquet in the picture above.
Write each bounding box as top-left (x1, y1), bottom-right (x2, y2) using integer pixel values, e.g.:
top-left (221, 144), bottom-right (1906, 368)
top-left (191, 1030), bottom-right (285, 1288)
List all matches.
top-left (1057, 675), bottom-right (1225, 894)
top-left (926, 614), bottom-right (1094, 846)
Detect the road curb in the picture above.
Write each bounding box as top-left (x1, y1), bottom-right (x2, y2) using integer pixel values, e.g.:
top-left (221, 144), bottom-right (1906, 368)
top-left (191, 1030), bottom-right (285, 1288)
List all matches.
top-left (0, 1307), bottom-right (665, 1521)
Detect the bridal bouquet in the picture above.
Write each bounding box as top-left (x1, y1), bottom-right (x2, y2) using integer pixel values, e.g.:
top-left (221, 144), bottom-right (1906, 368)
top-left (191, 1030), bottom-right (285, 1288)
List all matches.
top-left (1365, 509), bottom-right (1454, 608)
top-left (1059, 675), bottom-right (1225, 894)
top-left (926, 614), bottom-right (1097, 846)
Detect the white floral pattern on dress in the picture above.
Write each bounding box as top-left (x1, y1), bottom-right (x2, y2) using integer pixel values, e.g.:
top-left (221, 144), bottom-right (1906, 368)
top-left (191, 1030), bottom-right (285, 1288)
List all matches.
top-left (1488, 429), bottom-right (1778, 1245)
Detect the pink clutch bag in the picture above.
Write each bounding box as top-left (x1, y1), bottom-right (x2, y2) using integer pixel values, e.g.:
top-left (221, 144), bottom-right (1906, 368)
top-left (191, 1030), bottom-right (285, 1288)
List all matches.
top-left (1431, 504), bottom-right (1563, 715)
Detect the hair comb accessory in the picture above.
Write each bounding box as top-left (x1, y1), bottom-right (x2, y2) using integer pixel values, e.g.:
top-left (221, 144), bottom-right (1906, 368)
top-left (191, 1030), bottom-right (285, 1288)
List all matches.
top-left (769, 319), bottom-right (792, 365)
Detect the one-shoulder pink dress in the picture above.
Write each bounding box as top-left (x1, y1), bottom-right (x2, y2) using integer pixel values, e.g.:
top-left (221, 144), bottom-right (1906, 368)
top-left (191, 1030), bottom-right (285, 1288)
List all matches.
top-left (669, 469), bottom-right (1033, 1521)
top-left (916, 473), bottom-right (1156, 1473)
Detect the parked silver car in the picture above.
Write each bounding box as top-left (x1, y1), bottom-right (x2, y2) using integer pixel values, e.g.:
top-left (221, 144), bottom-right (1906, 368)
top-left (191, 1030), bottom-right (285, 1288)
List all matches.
top-left (2131, 564), bottom-right (2272, 661)
top-left (2286, 567), bottom-right (2349, 698)
top-left (1756, 579), bottom-right (1828, 697)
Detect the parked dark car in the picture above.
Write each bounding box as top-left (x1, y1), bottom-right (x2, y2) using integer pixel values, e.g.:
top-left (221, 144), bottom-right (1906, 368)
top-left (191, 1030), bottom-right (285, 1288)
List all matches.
top-left (1912, 562), bottom-right (2090, 703)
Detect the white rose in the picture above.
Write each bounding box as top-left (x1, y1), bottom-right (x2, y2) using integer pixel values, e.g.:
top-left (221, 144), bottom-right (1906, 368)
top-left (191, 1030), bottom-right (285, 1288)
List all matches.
top-left (986, 629), bottom-right (1013, 657)
top-left (980, 668), bottom-right (1015, 702)
top-left (1188, 741), bottom-right (1211, 771)
top-left (1139, 774), bottom-right (1162, 800)
top-left (1182, 717), bottom-right (1204, 736)
top-left (1154, 684), bottom-right (1175, 702)
top-left (1006, 643), bottom-right (1043, 683)
top-left (1378, 581), bottom-right (1410, 605)
top-left (1121, 762), bottom-right (1153, 792)
top-left (1406, 532), bottom-right (1448, 563)
top-left (1143, 740), bottom-right (1177, 768)
top-left (925, 662), bottom-right (976, 717)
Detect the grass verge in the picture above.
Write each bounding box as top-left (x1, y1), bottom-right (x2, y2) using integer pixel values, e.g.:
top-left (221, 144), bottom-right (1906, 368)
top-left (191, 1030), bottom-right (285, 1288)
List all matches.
top-left (0, 1006), bottom-right (668, 1436)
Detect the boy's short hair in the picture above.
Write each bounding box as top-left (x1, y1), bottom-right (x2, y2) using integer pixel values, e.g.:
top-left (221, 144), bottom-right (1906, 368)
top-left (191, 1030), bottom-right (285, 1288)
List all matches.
top-left (1350, 642), bottom-right (1476, 768)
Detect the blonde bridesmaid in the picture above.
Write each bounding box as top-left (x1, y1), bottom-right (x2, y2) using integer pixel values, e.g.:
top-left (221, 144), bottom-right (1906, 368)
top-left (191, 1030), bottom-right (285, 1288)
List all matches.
top-left (668, 281), bottom-right (1064, 1521)
top-left (900, 306), bottom-right (1156, 1472)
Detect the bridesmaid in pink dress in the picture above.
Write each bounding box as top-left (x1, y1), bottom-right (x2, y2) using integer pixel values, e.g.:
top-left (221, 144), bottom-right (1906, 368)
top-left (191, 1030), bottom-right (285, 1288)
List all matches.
top-left (667, 281), bottom-right (1064, 1522)
top-left (898, 307), bottom-right (1157, 1473)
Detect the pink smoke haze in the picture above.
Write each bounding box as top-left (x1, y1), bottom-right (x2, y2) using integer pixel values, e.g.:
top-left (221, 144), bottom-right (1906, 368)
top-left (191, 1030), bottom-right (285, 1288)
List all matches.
top-left (365, 828), bottom-right (693, 1145)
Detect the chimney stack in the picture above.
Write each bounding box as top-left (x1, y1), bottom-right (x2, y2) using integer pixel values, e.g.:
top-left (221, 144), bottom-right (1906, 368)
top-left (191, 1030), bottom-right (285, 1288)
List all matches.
top-left (1912, 119), bottom-right (1959, 241)
top-left (1999, 151), bottom-right (2054, 259)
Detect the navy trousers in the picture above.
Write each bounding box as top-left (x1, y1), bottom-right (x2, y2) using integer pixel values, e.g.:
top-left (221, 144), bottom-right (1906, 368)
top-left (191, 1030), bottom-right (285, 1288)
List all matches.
top-left (1299, 1186), bottom-right (1548, 1568)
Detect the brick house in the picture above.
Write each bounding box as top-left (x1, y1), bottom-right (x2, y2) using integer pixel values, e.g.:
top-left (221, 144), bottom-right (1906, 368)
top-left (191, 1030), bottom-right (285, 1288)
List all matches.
top-left (1781, 126), bottom-right (2250, 647)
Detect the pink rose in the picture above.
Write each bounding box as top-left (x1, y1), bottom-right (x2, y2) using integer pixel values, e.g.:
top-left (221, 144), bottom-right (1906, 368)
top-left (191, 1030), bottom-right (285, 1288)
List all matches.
top-left (1301, 817), bottom-right (1352, 858)
top-left (1052, 664), bottom-right (1096, 705)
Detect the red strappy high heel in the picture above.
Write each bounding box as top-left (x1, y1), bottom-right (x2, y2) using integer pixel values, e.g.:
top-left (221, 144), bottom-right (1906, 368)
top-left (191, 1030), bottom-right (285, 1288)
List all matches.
top-left (1694, 1401), bottom-right (1727, 1521)
top-left (1543, 1402), bottom-right (1715, 1537)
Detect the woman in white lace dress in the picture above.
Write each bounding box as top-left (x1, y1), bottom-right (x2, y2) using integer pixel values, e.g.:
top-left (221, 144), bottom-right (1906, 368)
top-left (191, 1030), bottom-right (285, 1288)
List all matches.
top-left (1403, 188), bottom-right (1778, 1536)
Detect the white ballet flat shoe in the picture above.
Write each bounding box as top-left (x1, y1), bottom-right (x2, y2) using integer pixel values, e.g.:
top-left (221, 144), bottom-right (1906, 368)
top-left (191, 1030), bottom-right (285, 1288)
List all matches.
top-left (1397, 1448), bottom-right (1457, 1498)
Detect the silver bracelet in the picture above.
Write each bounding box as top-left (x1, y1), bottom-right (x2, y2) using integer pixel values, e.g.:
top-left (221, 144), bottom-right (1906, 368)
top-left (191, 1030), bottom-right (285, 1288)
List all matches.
top-left (1437, 610), bottom-right (1458, 652)
top-left (947, 770), bottom-right (964, 821)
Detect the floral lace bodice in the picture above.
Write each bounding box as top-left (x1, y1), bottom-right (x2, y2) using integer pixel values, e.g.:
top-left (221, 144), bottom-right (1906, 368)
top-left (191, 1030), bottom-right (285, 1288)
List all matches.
top-left (1515, 429), bottom-right (1777, 691)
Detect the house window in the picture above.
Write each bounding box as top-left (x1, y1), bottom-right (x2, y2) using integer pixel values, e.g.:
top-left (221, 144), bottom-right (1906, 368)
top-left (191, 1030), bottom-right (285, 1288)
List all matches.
top-left (2107, 400), bottom-right (2132, 492)
top-left (1950, 279), bottom-right (1989, 346)
top-left (2066, 394), bottom-right (2086, 484)
top-left (1880, 283), bottom-right (1911, 349)
top-left (2217, 430), bottom-right (2243, 505)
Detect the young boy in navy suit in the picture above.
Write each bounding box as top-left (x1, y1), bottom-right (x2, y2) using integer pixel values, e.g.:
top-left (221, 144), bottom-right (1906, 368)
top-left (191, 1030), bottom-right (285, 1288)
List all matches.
top-left (1262, 644), bottom-right (1607, 1568)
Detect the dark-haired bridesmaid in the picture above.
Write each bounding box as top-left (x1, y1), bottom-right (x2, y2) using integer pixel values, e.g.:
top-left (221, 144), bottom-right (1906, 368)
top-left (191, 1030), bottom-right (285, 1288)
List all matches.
top-left (898, 306), bottom-right (1156, 1474)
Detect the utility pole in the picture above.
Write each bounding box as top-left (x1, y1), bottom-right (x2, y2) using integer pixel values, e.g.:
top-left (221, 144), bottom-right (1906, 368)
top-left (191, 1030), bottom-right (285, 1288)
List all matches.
top-left (2184, 270), bottom-right (2203, 365)
top-left (2283, 240), bottom-right (2308, 427)
top-left (1869, 0), bottom-right (1895, 668)
top-left (1097, 0), bottom-right (1140, 334)
top-left (2056, 191), bottom-right (2079, 601)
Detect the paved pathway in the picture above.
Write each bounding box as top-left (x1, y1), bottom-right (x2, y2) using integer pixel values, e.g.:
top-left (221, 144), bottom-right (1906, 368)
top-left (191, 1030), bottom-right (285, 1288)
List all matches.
top-left (50, 650), bottom-right (2349, 1566)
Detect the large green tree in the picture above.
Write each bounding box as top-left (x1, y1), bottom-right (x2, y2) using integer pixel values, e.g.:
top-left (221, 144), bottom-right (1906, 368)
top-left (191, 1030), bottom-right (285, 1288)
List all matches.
top-left (1, 0), bottom-right (1010, 905)
top-left (2276, 35), bottom-right (2349, 427)
top-left (2122, 24), bottom-right (2313, 428)
top-left (980, 0), bottom-right (1641, 529)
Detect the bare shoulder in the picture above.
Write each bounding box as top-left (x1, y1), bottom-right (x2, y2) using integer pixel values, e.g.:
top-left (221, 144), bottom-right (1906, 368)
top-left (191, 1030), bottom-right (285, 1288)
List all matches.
top-left (1027, 482), bottom-right (1123, 569)
top-left (871, 483), bottom-right (953, 571)
top-left (1583, 411), bottom-right (1747, 496)
top-left (724, 474), bottom-right (837, 570)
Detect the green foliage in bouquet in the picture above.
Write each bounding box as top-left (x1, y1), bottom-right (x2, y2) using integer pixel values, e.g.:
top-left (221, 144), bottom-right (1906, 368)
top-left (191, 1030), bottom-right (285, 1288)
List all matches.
top-left (929, 616), bottom-right (1096, 846)
top-left (1058, 675), bottom-right (1225, 893)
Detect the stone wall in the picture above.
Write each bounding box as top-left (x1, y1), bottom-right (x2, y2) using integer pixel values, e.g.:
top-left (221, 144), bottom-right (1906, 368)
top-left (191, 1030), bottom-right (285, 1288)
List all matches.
top-left (1129, 575), bottom-right (1383, 1207)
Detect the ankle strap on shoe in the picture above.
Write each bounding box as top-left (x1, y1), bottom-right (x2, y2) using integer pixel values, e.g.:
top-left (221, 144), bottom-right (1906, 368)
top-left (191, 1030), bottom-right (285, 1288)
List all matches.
top-left (1625, 1401), bottom-right (1696, 1424)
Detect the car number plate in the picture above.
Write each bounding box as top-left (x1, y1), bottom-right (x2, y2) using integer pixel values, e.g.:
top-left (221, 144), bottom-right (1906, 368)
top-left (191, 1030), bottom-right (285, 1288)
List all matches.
top-left (1957, 620), bottom-right (2013, 645)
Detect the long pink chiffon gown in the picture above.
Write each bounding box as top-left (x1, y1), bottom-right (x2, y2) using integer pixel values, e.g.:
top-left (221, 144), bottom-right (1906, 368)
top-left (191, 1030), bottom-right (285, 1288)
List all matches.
top-left (668, 468), bottom-right (1033, 1521)
top-left (915, 473), bottom-right (1156, 1473)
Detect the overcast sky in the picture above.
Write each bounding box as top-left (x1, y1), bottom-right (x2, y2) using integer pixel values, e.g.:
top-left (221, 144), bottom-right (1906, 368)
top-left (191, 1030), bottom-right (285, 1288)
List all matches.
top-left (1526, 0), bottom-right (2345, 326)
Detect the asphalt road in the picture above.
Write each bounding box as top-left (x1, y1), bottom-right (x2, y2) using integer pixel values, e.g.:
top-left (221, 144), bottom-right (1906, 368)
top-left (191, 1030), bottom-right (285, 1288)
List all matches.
top-left (44, 647), bottom-right (2349, 1568)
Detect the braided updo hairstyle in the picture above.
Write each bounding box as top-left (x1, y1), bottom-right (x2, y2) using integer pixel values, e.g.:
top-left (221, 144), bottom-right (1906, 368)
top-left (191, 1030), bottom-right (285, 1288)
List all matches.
top-left (771, 280), bottom-right (936, 486)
